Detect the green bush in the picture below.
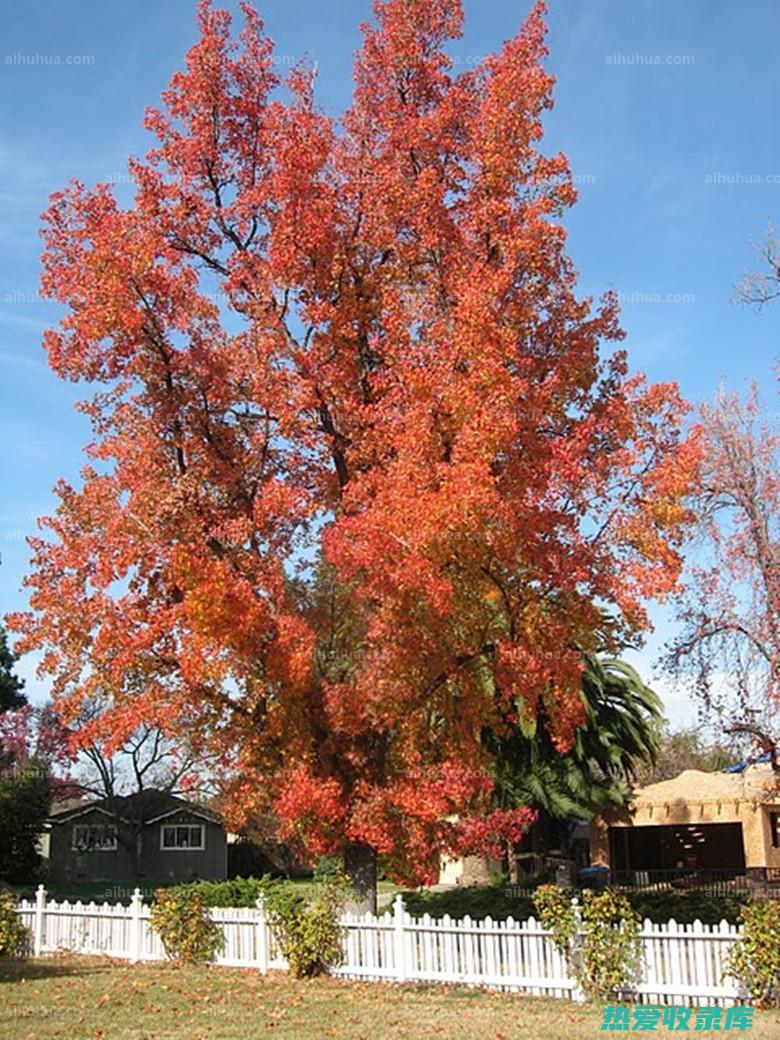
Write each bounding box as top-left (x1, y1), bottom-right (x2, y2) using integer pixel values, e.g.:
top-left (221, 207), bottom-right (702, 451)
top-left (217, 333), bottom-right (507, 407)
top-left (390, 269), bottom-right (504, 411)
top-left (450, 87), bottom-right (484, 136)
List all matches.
top-left (627, 889), bottom-right (745, 926)
top-left (533, 884), bottom-right (577, 947)
top-left (167, 876), bottom-right (270, 908)
top-left (579, 888), bottom-right (641, 1001)
top-left (0, 890), bottom-right (28, 958)
top-left (390, 884), bottom-right (535, 921)
top-left (150, 888), bottom-right (224, 965)
top-left (313, 856), bottom-right (341, 879)
top-left (383, 881), bottom-right (745, 927)
top-left (265, 870), bottom-right (348, 978)
top-left (383, 872), bottom-right (554, 922)
top-left (726, 901), bottom-right (780, 1007)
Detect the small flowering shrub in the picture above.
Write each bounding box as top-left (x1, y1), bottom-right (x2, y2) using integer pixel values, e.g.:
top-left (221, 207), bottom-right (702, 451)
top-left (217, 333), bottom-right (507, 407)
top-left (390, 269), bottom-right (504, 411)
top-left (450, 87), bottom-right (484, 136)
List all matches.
top-left (0, 890), bottom-right (29, 958)
top-left (726, 901), bottom-right (780, 1007)
top-left (150, 888), bottom-right (224, 965)
top-left (579, 887), bottom-right (641, 1000)
top-left (533, 883), bottom-right (577, 948)
top-left (265, 870), bottom-right (349, 978)
top-left (533, 884), bottom-right (640, 1001)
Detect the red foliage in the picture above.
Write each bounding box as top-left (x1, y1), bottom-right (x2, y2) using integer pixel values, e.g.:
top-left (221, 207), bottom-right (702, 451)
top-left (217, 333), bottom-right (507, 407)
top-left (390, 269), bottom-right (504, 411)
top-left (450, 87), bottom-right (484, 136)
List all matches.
top-left (0, 704), bottom-right (77, 797)
top-left (8, 0), bottom-right (699, 886)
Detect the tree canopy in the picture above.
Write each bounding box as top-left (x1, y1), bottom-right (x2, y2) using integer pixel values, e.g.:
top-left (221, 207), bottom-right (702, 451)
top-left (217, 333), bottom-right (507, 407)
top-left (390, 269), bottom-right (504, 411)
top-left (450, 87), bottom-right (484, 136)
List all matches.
top-left (8, 0), bottom-right (699, 904)
top-left (664, 386), bottom-right (779, 730)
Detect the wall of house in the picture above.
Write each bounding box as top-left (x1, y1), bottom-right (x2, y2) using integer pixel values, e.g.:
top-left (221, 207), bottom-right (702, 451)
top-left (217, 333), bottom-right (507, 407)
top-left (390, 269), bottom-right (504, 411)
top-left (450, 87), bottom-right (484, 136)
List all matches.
top-left (589, 799), bottom-right (776, 872)
top-left (48, 809), bottom-right (135, 884)
top-left (139, 811), bottom-right (226, 882)
top-left (49, 808), bottom-right (227, 884)
top-left (758, 802), bottom-right (780, 871)
top-left (437, 854), bottom-right (504, 887)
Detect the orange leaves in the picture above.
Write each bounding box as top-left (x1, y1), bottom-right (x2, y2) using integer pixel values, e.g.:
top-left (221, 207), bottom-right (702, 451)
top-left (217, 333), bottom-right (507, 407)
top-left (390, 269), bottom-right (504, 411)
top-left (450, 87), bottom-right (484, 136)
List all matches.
top-left (274, 765), bottom-right (347, 856)
top-left (9, 0), bottom-right (702, 886)
top-left (472, 3), bottom-right (553, 197)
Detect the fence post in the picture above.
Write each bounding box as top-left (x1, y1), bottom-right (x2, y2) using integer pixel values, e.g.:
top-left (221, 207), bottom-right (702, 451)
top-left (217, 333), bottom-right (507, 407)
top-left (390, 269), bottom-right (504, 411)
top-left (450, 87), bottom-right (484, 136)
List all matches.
top-left (255, 893), bottom-right (269, 974)
top-left (393, 894), bottom-right (407, 982)
top-left (129, 887), bottom-right (143, 962)
top-left (570, 897), bottom-right (585, 1003)
top-left (33, 884), bottom-right (46, 957)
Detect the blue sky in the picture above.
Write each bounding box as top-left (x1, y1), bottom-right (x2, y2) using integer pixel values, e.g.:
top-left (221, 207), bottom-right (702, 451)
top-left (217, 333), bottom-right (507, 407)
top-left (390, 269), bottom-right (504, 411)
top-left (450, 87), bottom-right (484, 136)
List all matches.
top-left (1, 0), bottom-right (778, 723)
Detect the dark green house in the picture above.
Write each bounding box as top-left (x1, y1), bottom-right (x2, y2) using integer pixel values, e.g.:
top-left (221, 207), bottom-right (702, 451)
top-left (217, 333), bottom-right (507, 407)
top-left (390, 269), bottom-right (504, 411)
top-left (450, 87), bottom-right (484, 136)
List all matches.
top-left (46, 790), bottom-right (227, 885)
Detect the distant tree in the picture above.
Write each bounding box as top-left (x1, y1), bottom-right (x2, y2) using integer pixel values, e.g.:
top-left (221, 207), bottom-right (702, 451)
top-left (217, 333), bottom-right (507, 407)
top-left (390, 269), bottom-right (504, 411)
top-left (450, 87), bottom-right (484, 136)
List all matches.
top-left (631, 723), bottom-right (733, 787)
top-left (0, 703), bottom-right (75, 791)
top-left (75, 717), bottom-right (207, 803)
top-left (736, 224), bottom-right (780, 308)
top-left (0, 625), bottom-right (26, 717)
top-left (0, 763), bottom-right (50, 882)
top-left (663, 386), bottom-right (779, 729)
top-left (0, 705), bottom-right (67, 882)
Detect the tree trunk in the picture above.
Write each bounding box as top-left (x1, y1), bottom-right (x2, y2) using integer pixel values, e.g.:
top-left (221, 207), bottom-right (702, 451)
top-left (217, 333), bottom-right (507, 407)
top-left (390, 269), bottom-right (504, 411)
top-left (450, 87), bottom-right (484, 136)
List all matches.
top-left (344, 841), bottom-right (377, 915)
top-left (506, 838), bottom-right (520, 884)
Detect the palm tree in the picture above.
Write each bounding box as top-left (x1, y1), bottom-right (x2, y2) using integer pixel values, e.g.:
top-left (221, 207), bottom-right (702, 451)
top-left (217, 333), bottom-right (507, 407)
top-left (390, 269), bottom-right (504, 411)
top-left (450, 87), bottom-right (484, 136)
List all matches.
top-left (486, 654), bottom-right (662, 821)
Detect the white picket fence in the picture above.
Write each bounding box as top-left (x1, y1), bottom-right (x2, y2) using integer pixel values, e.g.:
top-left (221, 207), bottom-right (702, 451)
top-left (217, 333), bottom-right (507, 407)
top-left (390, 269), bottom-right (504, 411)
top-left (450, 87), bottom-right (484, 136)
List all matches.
top-left (15, 886), bottom-right (744, 1004)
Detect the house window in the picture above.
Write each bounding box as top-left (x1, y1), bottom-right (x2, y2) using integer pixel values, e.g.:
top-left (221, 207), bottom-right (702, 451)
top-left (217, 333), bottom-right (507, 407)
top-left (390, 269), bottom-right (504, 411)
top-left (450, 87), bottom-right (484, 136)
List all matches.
top-left (160, 824), bottom-right (205, 851)
top-left (770, 811), bottom-right (780, 849)
top-left (72, 823), bottom-right (117, 851)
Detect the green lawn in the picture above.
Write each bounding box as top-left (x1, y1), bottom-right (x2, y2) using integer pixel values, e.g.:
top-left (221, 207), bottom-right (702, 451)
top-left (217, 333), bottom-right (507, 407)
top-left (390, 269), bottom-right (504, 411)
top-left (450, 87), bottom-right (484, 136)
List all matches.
top-left (1, 957), bottom-right (778, 1040)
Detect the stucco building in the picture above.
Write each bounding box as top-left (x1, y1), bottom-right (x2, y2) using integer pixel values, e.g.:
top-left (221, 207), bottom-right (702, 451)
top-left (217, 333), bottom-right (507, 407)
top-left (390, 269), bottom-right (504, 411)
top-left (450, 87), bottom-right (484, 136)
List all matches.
top-left (589, 762), bottom-right (780, 885)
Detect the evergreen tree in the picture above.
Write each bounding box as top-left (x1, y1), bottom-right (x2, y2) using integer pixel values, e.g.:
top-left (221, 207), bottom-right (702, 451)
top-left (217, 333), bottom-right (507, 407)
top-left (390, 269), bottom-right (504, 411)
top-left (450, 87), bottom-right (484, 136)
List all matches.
top-left (0, 625), bottom-right (26, 715)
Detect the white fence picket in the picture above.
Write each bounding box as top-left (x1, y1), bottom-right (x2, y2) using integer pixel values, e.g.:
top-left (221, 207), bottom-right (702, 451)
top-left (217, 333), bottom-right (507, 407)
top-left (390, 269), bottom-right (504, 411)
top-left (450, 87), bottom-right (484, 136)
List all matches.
top-left (14, 890), bottom-right (744, 1003)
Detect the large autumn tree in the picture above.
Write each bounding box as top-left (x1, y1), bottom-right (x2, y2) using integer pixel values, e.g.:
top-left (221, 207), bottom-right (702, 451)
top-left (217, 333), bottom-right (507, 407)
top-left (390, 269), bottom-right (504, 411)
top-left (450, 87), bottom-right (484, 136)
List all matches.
top-left (10, 0), bottom-right (699, 908)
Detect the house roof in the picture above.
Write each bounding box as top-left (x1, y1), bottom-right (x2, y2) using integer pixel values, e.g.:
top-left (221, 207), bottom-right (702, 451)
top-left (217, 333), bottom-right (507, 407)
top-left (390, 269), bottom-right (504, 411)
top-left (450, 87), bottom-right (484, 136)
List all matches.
top-left (627, 762), bottom-right (779, 809)
top-left (48, 790), bottom-right (222, 826)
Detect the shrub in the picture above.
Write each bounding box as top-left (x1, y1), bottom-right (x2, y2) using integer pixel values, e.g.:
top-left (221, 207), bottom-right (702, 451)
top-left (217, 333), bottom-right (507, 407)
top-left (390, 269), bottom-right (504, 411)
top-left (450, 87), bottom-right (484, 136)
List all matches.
top-left (726, 901), bottom-right (780, 1007)
top-left (313, 856), bottom-right (341, 879)
top-left (533, 884), bottom-right (577, 947)
top-left (378, 879), bottom-right (743, 928)
top-left (265, 870), bottom-right (349, 978)
top-left (390, 883), bottom-right (533, 922)
top-left (382, 872), bottom-right (554, 922)
top-left (627, 889), bottom-right (745, 926)
top-left (0, 890), bottom-right (29, 958)
top-left (150, 888), bottom-right (224, 965)
top-left (533, 884), bottom-right (640, 1001)
top-left (167, 876), bottom-right (270, 908)
top-left (579, 887), bottom-right (641, 1001)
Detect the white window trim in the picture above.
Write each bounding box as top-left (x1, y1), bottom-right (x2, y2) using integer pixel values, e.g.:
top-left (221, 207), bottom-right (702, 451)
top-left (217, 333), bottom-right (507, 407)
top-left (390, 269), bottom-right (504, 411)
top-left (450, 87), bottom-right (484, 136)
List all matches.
top-left (159, 823), bottom-right (206, 851)
top-left (71, 823), bottom-right (118, 852)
